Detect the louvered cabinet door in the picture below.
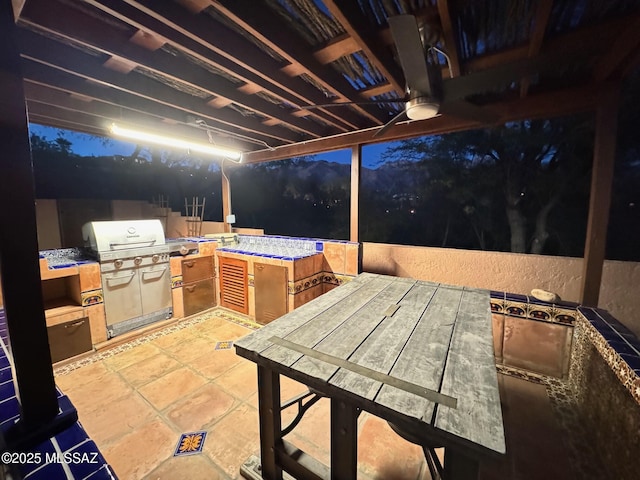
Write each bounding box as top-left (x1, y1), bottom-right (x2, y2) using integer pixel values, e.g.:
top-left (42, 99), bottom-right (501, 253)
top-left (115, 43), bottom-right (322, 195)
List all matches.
top-left (219, 256), bottom-right (249, 315)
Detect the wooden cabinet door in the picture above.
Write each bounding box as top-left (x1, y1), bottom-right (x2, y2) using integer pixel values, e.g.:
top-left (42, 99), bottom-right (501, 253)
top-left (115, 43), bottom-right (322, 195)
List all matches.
top-left (219, 256), bottom-right (248, 315)
top-left (182, 256), bottom-right (214, 284)
top-left (255, 263), bottom-right (288, 324)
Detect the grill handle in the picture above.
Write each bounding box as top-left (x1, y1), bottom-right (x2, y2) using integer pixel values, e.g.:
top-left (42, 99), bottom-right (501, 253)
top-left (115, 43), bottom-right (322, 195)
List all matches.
top-left (141, 267), bottom-right (167, 281)
top-left (105, 271), bottom-right (136, 285)
top-left (109, 239), bottom-right (157, 248)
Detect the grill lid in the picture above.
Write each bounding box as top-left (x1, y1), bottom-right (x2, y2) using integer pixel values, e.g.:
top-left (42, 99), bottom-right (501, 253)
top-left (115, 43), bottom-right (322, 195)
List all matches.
top-left (82, 220), bottom-right (166, 253)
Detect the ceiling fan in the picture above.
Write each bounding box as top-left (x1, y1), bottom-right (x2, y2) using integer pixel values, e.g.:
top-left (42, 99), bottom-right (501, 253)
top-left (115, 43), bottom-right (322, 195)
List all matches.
top-left (300, 14), bottom-right (580, 138)
top-left (300, 14), bottom-right (494, 137)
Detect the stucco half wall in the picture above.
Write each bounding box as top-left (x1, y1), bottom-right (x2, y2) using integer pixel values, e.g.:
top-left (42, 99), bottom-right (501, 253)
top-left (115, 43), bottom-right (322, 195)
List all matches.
top-left (362, 242), bottom-right (640, 336)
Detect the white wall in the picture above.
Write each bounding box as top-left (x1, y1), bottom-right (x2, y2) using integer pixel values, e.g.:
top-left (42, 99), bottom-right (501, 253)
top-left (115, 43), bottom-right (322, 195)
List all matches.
top-left (363, 242), bottom-right (640, 336)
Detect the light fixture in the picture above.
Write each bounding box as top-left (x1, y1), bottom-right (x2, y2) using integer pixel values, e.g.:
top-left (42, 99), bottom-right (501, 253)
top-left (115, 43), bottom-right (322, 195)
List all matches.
top-left (405, 97), bottom-right (440, 120)
top-left (109, 123), bottom-right (243, 162)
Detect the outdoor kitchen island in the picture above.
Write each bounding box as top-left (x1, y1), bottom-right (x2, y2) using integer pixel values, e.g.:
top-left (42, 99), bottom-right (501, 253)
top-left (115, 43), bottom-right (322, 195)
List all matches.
top-left (39, 233), bottom-right (360, 363)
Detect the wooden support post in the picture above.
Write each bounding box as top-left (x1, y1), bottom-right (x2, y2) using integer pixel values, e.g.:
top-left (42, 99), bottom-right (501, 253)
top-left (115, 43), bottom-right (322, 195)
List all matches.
top-left (0, 1), bottom-right (59, 425)
top-left (330, 399), bottom-right (358, 480)
top-left (350, 145), bottom-right (361, 243)
top-left (257, 366), bottom-right (283, 480)
top-left (580, 85), bottom-right (621, 306)
top-left (221, 166), bottom-right (231, 233)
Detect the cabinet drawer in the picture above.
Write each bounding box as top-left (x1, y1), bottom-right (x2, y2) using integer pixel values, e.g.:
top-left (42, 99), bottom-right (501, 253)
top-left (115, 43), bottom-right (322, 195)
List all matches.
top-left (47, 318), bottom-right (92, 363)
top-left (183, 279), bottom-right (216, 317)
top-left (182, 256), bottom-right (214, 283)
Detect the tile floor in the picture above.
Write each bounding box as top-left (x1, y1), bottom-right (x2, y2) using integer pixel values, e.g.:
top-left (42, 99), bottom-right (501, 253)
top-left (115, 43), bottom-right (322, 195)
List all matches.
top-left (53, 310), bottom-right (587, 480)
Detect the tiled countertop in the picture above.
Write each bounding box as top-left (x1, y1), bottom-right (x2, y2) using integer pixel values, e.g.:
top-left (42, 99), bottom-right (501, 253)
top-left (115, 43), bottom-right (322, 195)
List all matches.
top-left (490, 289), bottom-right (640, 406)
top-left (216, 234), bottom-right (352, 260)
top-left (39, 248), bottom-right (96, 269)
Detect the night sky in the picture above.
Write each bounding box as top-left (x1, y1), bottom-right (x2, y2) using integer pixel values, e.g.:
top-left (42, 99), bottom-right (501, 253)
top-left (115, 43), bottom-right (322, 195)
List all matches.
top-left (28, 123), bottom-right (399, 168)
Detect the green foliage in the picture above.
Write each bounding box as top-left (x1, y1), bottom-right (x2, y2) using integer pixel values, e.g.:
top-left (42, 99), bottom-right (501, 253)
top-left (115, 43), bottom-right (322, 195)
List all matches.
top-left (362, 115), bottom-right (595, 256)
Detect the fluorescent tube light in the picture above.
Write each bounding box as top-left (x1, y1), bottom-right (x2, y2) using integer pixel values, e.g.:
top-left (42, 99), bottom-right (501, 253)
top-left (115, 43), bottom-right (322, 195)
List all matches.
top-left (109, 123), bottom-right (242, 161)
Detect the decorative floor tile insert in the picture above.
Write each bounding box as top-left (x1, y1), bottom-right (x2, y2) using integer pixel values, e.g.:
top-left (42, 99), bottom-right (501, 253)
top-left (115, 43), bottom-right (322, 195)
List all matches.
top-left (214, 341), bottom-right (234, 350)
top-left (174, 431), bottom-right (207, 456)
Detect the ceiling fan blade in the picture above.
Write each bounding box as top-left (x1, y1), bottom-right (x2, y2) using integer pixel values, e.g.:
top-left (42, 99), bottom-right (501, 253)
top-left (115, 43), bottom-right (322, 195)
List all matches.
top-left (439, 101), bottom-right (500, 124)
top-left (373, 110), bottom-right (409, 138)
top-left (442, 50), bottom-right (589, 102)
top-left (388, 15), bottom-right (432, 95)
top-left (300, 99), bottom-right (405, 110)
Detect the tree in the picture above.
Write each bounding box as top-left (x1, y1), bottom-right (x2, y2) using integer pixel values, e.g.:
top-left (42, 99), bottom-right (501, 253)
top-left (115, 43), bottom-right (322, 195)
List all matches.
top-left (384, 115), bottom-right (594, 254)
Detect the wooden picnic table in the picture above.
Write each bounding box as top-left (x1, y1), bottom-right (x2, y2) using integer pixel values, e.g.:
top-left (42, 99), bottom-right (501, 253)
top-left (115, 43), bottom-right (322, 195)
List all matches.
top-left (235, 272), bottom-right (505, 480)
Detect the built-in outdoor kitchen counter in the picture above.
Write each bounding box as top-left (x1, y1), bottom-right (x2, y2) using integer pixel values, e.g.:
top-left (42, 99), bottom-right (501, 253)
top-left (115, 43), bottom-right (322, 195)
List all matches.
top-left (491, 291), bottom-right (640, 479)
top-left (212, 234), bottom-right (360, 324)
top-left (38, 234), bottom-right (360, 362)
top-left (39, 248), bottom-right (105, 362)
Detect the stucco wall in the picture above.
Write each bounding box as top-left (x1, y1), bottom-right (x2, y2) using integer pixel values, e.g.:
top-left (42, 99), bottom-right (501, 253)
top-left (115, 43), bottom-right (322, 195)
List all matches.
top-left (362, 242), bottom-right (640, 336)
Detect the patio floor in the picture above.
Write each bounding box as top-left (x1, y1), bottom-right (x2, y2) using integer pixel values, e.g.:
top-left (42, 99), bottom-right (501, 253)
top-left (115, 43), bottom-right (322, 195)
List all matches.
top-left (53, 310), bottom-right (592, 480)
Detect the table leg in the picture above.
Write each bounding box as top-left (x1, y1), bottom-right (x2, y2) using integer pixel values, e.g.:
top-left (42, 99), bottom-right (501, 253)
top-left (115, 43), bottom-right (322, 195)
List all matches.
top-left (443, 449), bottom-right (479, 480)
top-left (330, 399), bottom-right (358, 480)
top-left (257, 366), bottom-right (282, 480)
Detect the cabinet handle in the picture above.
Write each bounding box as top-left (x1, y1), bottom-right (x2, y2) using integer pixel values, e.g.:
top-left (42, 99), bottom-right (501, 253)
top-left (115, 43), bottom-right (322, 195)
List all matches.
top-left (184, 261), bottom-right (195, 268)
top-left (65, 321), bottom-right (85, 328)
top-left (256, 264), bottom-right (264, 271)
top-left (185, 285), bottom-right (196, 292)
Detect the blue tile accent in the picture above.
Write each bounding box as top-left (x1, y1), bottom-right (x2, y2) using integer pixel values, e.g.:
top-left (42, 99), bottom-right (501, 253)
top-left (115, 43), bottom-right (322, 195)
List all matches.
top-left (0, 379), bottom-right (15, 399)
top-left (66, 440), bottom-right (107, 479)
top-left (83, 464), bottom-right (118, 479)
top-left (608, 340), bottom-right (640, 356)
top-left (620, 354), bottom-right (640, 372)
top-left (174, 431), bottom-right (207, 456)
top-left (55, 423), bottom-right (93, 452)
top-left (505, 292), bottom-right (528, 302)
top-left (23, 461), bottom-right (66, 480)
top-left (315, 242), bottom-right (324, 252)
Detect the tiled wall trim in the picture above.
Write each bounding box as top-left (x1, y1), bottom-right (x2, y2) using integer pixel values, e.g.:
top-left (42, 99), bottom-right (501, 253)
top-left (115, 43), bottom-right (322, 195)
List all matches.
top-left (489, 291), bottom-right (577, 326)
top-left (247, 271), bottom-right (355, 294)
top-left (577, 307), bottom-right (640, 405)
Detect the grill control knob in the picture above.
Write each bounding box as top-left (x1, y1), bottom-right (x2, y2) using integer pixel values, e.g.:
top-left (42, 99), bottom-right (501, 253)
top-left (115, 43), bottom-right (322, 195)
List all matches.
top-left (114, 259), bottom-right (123, 268)
top-left (134, 256), bottom-right (143, 265)
top-left (152, 254), bottom-right (159, 263)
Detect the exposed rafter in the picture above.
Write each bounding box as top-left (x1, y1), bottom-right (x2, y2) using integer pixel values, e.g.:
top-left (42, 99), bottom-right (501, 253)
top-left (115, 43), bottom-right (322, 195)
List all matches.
top-left (8, 0), bottom-right (637, 159)
top-left (520, 0), bottom-right (553, 97)
top-left (436, 0), bottom-right (461, 78)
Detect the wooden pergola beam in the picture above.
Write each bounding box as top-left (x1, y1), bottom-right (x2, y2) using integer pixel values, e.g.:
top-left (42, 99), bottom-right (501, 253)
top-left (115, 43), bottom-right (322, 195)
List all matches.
top-left (212, 0), bottom-right (387, 125)
top-left (22, 63), bottom-right (279, 149)
top-left (85, 0), bottom-right (360, 132)
top-left (437, 0), bottom-right (461, 78)
top-left (19, 0), bottom-right (328, 139)
top-left (313, 34), bottom-right (359, 64)
top-left (580, 85), bottom-right (621, 306)
top-left (322, 0), bottom-right (404, 96)
top-left (243, 83), bottom-right (600, 163)
top-left (18, 29), bottom-right (301, 143)
top-left (594, 15), bottom-right (640, 82)
top-left (520, 0), bottom-right (553, 97)
top-left (466, 14), bottom-right (634, 73)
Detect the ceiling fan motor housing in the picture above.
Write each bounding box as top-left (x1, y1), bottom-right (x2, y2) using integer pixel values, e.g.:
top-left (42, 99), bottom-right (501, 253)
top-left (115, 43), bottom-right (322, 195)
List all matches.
top-left (405, 96), bottom-right (440, 120)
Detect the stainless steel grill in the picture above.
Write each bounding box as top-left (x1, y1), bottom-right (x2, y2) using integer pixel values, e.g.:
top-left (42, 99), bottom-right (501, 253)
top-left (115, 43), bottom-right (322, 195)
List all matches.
top-left (82, 220), bottom-right (195, 338)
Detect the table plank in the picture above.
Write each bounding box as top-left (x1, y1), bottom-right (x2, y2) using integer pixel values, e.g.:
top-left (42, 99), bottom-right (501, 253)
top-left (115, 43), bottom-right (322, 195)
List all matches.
top-left (289, 277), bottom-right (417, 381)
top-left (328, 282), bottom-right (439, 400)
top-left (234, 272), bottom-right (378, 355)
top-left (260, 276), bottom-right (410, 367)
top-left (373, 285), bottom-right (464, 422)
top-left (434, 288), bottom-right (506, 454)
